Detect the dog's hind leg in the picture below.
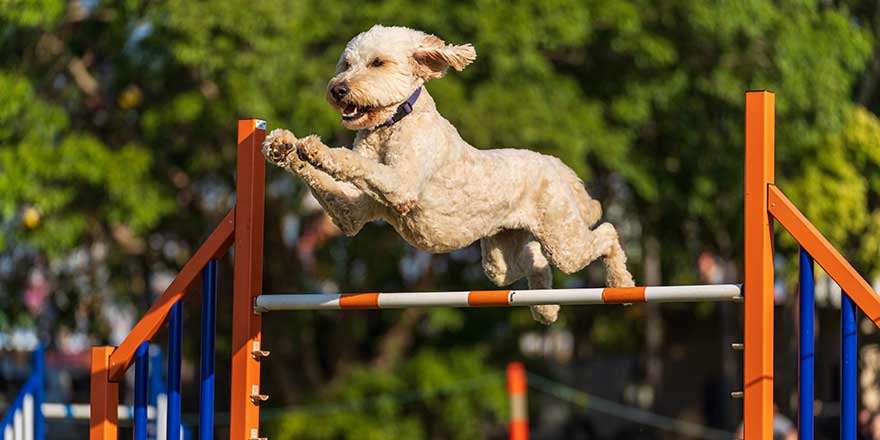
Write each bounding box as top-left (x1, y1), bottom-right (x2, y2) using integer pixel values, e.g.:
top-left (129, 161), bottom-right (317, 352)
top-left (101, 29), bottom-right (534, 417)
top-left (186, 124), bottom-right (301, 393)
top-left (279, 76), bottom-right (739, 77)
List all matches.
top-left (536, 219), bottom-right (634, 288)
top-left (480, 229), bottom-right (531, 286)
top-left (522, 241), bottom-right (559, 324)
top-left (530, 183), bottom-right (634, 288)
top-left (481, 230), bottom-right (559, 324)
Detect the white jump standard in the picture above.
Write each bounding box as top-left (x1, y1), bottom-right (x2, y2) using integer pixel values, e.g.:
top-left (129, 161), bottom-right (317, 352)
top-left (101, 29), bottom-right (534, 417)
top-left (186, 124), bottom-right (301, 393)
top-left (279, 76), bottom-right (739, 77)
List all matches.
top-left (254, 284), bottom-right (743, 312)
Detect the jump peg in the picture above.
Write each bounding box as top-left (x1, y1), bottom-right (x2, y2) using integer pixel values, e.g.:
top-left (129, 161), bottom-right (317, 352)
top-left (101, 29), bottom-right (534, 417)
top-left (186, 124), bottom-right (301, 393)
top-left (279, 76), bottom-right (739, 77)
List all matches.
top-left (250, 429), bottom-right (267, 440)
top-left (252, 341), bottom-right (270, 360)
top-left (731, 343), bottom-right (744, 351)
top-left (731, 391), bottom-right (744, 399)
top-left (251, 385), bottom-right (269, 405)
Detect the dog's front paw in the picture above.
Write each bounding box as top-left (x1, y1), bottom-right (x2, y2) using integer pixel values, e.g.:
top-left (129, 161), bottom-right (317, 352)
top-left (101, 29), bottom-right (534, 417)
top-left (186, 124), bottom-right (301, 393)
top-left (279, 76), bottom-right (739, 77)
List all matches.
top-left (262, 128), bottom-right (298, 166)
top-left (296, 135), bottom-right (330, 168)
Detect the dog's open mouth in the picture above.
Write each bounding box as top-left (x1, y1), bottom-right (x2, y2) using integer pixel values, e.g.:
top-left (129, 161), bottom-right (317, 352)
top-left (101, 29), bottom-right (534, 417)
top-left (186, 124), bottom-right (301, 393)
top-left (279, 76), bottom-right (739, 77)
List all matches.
top-left (341, 103), bottom-right (372, 121)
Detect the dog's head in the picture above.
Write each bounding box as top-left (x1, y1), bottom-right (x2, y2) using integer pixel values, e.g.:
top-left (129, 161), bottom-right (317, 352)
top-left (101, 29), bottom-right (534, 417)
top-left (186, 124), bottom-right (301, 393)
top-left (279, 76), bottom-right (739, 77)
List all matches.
top-left (327, 25), bottom-right (476, 130)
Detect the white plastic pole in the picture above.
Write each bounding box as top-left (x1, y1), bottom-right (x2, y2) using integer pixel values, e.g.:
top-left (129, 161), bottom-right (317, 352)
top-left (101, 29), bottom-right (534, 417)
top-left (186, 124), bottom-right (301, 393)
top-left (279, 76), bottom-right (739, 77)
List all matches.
top-left (22, 395), bottom-right (32, 440)
top-left (156, 393), bottom-right (168, 440)
top-left (255, 284), bottom-right (742, 312)
top-left (4, 424), bottom-right (12, 440)
top-left (39, 403), bottom-right (155, 420)
top-left (13, 410), bottom-right (22, 440)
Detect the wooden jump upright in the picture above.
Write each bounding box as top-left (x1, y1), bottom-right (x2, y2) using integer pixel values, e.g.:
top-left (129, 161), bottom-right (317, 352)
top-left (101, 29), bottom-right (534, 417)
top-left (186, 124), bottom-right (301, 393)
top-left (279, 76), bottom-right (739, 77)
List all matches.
top-left (229, 119), bottom-right (267, 440)
top-left (743, 90), bottom-right (776, 439)
top-left (87, 92), bottom-right (880, 439)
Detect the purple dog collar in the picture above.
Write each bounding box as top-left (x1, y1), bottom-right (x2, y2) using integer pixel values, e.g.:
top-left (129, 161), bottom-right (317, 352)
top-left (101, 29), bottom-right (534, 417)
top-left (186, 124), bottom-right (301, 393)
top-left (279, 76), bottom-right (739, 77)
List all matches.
top-left (381, 87), bottom-right (421, 128)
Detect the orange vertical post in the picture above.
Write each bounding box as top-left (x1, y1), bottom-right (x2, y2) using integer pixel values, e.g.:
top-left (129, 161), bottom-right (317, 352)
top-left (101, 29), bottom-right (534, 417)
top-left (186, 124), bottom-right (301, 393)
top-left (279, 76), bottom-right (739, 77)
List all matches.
top-left (229, 119), bottom-right (267, 440)
top-left (90, 346), bottom-right (119, 440)
top-left (507, 362), bottom-right (529, 440)
top-left (743, 91), bottom-right (775, 439)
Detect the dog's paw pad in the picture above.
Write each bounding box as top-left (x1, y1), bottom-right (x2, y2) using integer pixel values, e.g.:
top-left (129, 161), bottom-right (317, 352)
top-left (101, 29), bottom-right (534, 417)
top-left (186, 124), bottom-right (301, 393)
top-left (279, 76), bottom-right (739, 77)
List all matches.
top-left (295, 136), bottom-right (323, 162)
top-left (262, 129), bottom-right (297, 164)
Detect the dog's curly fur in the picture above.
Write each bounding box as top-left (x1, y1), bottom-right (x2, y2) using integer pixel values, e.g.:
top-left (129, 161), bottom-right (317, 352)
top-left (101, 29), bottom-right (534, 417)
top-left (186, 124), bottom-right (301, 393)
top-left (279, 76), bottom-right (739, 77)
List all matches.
top-left (263, 25), bottom-right (634, 324)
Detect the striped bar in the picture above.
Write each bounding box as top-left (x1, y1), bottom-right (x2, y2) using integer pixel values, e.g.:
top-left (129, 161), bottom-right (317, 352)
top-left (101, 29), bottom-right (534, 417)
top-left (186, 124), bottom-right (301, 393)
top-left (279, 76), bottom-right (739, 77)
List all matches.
top-left (507, 362), bottom-right (528, 440)
top-left (254, 284), bottom-right (742, 312)
top-left (799, 248), bottom-right (815, 440)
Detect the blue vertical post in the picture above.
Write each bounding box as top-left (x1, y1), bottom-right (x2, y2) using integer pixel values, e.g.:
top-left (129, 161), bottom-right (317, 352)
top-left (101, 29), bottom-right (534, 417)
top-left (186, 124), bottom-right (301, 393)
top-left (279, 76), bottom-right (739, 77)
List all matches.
top-left (199, 259), bottom-right (218, 440)
top-left (841, 290), bottom-right (857, 439)
top-left (134, 342), bottom-right (149, 440)
top-left (799, 248), bottom-right (814, 440)
top-left (33, 344), bottom-right (44, 440)
top-left (167, 302), bottom-right (183, 440)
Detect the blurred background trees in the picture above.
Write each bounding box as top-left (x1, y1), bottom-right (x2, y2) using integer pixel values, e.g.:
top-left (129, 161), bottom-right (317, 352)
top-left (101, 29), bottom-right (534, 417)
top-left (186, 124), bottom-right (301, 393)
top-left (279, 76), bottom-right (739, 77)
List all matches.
top-left (3, 0), bottom-right (880, 438)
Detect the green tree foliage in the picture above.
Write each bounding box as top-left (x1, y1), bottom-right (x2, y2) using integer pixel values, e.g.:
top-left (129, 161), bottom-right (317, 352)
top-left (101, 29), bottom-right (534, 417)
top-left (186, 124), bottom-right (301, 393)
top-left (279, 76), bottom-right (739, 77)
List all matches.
top-left (267, 349), bottom-right (507, 440)
top-left (2, 0), bottom-right (880, 437)
top-left (784, 106), bottom-right (880, 274)
top-left (0, 73), bottom-right (171, 255)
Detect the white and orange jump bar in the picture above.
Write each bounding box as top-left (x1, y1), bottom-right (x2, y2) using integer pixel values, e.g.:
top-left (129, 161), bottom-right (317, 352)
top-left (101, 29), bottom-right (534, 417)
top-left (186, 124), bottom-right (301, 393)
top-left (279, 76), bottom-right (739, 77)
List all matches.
top-left (254, 284), bottom-right (742, 312)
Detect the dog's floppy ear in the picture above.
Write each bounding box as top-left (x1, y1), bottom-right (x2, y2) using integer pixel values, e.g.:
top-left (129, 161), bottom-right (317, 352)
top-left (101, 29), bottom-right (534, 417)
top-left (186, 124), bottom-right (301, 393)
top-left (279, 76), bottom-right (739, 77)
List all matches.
top-left (413, 35), bottom-right (476, 80)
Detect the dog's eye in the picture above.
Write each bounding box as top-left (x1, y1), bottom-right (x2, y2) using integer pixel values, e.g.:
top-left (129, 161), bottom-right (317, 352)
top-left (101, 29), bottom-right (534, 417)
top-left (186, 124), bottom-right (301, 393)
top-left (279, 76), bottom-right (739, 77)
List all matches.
top-left (370, 58), bottom-right (384, 67)
top-left (340, 61), bottom-right (350, 71)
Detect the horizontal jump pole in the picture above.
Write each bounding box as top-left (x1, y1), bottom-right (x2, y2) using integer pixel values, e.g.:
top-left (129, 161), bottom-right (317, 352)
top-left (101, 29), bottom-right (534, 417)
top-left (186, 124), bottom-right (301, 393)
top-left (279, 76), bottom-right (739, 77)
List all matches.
top-left (41, 403), bottom-right (156, 420)
top-left (254, 284), bottom-right (742, 312)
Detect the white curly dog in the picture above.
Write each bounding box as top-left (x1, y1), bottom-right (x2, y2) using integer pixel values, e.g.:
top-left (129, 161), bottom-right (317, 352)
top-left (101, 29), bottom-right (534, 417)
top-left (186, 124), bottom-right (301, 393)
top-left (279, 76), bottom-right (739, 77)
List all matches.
top-left (263, 25), bottom-right (634, 324)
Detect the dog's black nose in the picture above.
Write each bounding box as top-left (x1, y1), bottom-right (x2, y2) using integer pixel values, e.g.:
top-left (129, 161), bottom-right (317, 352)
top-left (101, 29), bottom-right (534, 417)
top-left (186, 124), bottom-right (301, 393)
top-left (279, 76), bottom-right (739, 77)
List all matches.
top-left (331, 84), bottom-right (350, 101)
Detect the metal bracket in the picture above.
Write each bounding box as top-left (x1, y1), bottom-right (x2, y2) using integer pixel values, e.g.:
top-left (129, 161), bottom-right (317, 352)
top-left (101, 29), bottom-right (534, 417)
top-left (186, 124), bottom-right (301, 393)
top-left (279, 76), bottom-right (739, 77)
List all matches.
top-left (251, 385), bottom-right (268, 405)
top-left (731, 343), bottom-right (744, 350)
top-left (730, 391), bottom-right (744, 399)
top-left (252, 341), bottom-right (270, 360)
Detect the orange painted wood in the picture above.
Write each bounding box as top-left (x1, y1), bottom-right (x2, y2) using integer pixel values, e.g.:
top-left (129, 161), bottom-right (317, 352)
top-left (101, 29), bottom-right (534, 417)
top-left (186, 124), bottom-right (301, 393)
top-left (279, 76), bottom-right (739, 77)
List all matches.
top-left (339, 293), bottom-right (380, 308)
top-left (107, 209), bottom-right (235, 381)
top-left (506, 362), bottom-right (527, 395)
top-left (601, 287), bottom-right (646, 304)
top-left (507, 362), bottom-right (529, 440)
top-left (467, 290), bottom-right (511, 306)
top-left (90, 346), bottom-right (118, 440)
top-left (769, 185), bottom-right (880, 323)
top-left (743, 90), bottom-right (775, 439)
top-left (229, 119), bottom-right (267, 440)
top-left (508, 420), bottom-right (529, 440)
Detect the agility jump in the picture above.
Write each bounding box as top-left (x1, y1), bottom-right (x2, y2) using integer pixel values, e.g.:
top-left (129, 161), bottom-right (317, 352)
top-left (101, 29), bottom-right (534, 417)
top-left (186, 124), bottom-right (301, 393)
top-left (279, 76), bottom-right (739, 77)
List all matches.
top-left (84, 91), bottom-right (880, 440)
top-left (253, 284), bottom-right (742, 312)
